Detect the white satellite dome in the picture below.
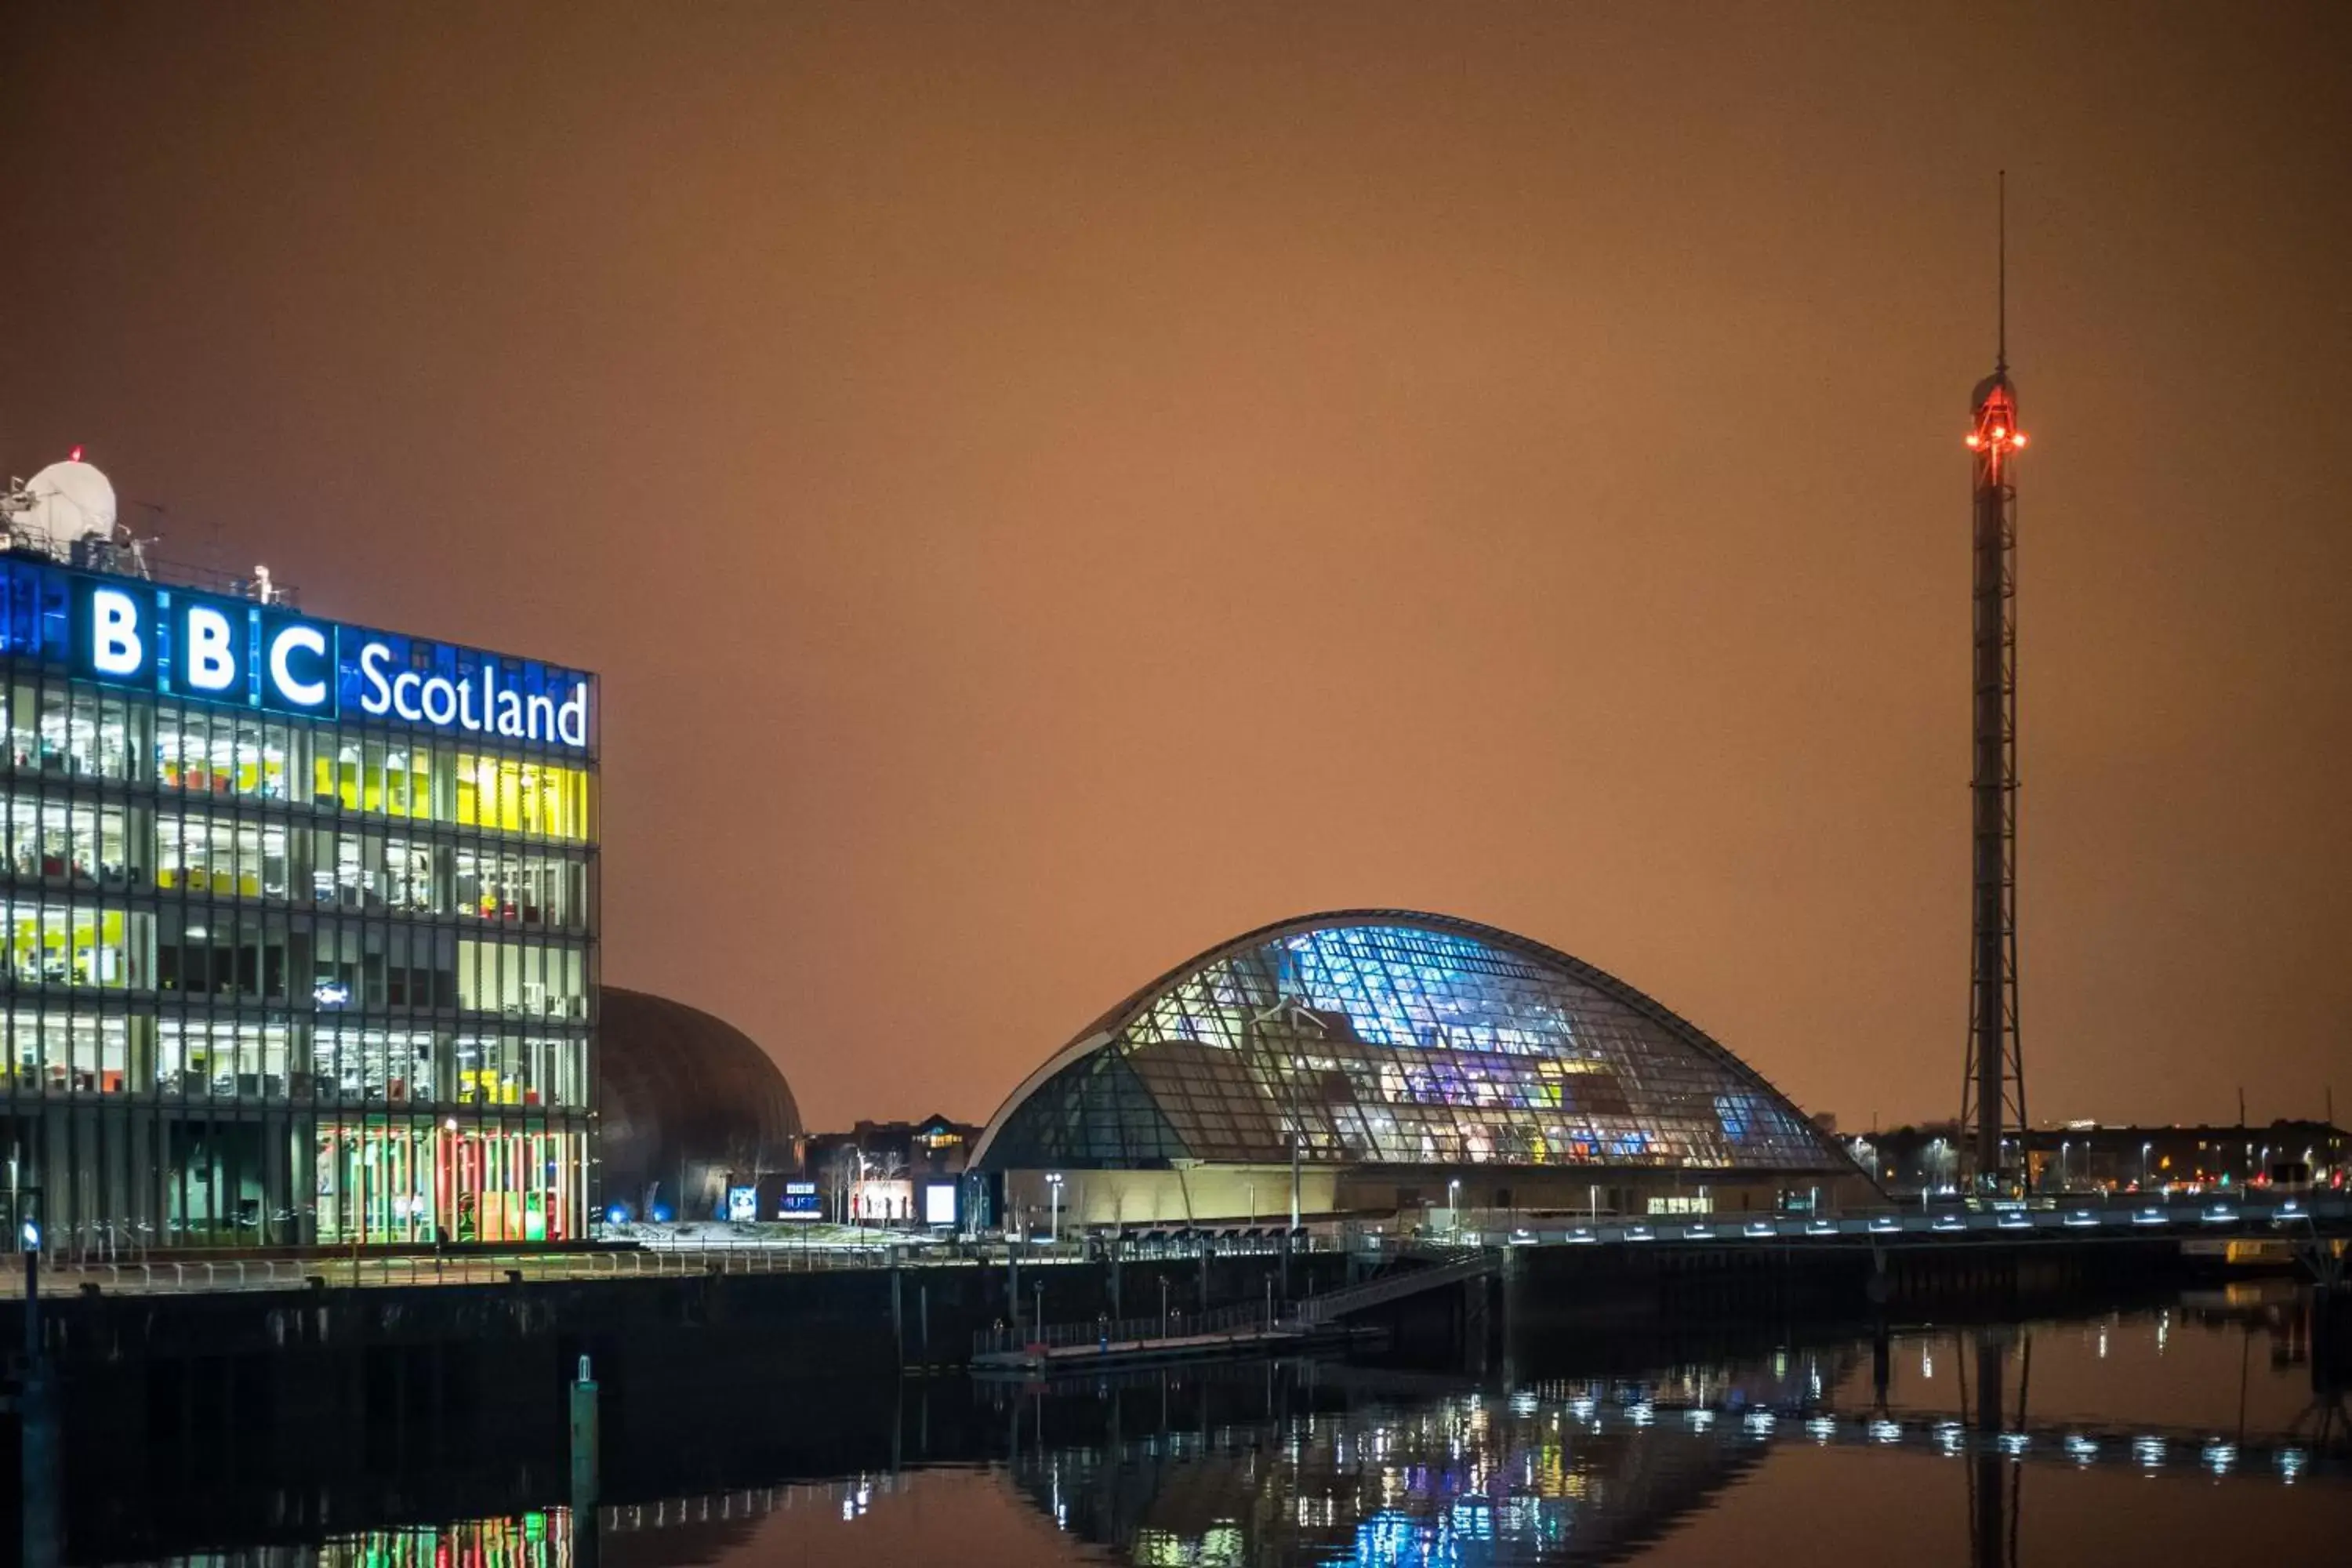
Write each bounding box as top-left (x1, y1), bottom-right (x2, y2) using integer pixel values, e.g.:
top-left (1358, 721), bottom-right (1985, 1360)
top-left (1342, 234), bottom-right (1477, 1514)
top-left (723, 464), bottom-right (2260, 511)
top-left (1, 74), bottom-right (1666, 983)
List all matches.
top-left (12, 457), bottom-right (118, 550)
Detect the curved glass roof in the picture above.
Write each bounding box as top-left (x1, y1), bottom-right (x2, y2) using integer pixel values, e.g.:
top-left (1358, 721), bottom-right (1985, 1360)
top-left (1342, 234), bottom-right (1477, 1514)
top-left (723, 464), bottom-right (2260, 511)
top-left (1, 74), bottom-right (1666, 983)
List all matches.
top-left (974, 912), bottom-right (1846, 1174)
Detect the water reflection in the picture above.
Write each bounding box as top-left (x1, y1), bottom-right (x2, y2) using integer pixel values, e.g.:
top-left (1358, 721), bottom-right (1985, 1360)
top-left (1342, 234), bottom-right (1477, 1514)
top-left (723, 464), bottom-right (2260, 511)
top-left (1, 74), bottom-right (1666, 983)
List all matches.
top-left (1002, 1353), bottom-right (1828, 1565)
top-left (70, 1289), bottom-right (2352, 1568)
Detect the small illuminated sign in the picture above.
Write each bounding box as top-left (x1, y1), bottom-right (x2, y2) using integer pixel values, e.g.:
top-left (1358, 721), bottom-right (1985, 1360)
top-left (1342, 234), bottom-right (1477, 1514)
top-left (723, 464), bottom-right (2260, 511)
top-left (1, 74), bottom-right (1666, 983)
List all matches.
top-left (313, 981), bottom-right (352, 1009)
top-left (922, 1181), bottom-right (958, 1227)
top-left (779, 1181), bottom-right (821, 1220)
top-left (726, 1185), bottom-right (758, 1223)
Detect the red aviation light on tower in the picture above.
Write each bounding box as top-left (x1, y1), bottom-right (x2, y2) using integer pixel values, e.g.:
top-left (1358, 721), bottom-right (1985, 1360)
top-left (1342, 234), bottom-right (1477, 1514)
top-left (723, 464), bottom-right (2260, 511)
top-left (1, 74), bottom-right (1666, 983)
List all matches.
top-left (1968, 376), bottom-right (2026, 474)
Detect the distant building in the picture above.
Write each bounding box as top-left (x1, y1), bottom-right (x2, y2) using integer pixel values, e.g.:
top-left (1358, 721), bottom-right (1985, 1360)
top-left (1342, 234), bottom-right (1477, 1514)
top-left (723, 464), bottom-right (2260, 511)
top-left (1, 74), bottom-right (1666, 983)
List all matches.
top-left (971, 910), bottom-right (1875, 1235)
top-left (804, 1113), bottom-right (980, 1225)
top-left (597, 987), bottom-right (801, 1221)
top-left (1853, 1120), bottom-right (2346, 1197)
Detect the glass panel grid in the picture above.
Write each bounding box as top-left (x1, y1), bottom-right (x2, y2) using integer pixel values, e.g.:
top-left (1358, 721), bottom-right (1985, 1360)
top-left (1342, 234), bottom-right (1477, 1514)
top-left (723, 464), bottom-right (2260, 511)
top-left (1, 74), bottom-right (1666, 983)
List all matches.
top-left (990, 922), bottom-right (1833, 1174)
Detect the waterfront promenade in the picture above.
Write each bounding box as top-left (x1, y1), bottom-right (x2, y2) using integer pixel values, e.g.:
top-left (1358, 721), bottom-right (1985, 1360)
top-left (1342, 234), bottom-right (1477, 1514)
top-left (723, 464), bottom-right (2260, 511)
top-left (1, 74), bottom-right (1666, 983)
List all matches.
top-left (0, 1190), bottom-right (2339, 1303)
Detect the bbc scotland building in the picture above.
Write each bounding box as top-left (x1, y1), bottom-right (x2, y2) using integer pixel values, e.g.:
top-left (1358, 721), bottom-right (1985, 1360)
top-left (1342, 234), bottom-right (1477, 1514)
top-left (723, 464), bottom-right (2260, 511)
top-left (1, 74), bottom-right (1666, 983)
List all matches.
top-left (0, 512), bottom-right (596, 1251)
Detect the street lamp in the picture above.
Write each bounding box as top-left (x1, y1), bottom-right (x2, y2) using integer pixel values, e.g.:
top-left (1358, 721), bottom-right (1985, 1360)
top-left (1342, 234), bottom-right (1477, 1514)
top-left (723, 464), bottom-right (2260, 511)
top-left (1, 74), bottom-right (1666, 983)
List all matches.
top-left (2141, 1142), bottom-right (2153, 1190)
top-left (1046, 1173), bottom-right (1064, 1242)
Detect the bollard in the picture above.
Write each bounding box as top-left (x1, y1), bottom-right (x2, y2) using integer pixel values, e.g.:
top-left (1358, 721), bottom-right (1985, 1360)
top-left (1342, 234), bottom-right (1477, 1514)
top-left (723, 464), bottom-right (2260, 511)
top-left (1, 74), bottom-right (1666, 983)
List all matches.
top-left (569, 1356), bottom-right (600, 1513)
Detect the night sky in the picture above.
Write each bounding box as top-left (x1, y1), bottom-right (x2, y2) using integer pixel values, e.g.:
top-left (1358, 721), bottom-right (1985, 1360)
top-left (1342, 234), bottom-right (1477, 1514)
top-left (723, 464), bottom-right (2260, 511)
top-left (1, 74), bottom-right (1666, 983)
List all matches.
top-left (2, 4), bottom-right (2346, 1134)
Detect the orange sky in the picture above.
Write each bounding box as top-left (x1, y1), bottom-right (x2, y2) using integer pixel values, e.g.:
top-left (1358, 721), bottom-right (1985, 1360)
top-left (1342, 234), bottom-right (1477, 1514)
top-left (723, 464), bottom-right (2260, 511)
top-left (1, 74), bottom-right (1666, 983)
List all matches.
top-left (2, 3), bottom-right (2347, 1133)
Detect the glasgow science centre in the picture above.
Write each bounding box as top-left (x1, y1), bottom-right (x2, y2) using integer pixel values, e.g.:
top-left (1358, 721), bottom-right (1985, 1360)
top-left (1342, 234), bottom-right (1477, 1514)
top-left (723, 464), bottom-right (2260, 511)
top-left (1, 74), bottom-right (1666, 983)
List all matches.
top-left (972, 911), bottom-right (1870, 1229)
top-left (0, 517), bottom-right (597, 1250)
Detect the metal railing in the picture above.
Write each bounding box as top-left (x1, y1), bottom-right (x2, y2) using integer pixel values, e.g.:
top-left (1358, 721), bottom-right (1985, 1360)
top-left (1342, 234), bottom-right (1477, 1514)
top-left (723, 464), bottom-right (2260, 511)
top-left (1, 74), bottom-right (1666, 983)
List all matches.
top-left (0, 1240), bottom-right (967, 1298)
top-left (1291, 1250), bottom-right (1500, 1327)
top-left (0, 1225), bottom-right (1368, 1299)
top-left (1350, 1191), bottom-right (2351, 1251)
top-left (973, 1297), bottom-right (1283, 1359)
top-left (14, 1192), bottom-right (2333, 1300)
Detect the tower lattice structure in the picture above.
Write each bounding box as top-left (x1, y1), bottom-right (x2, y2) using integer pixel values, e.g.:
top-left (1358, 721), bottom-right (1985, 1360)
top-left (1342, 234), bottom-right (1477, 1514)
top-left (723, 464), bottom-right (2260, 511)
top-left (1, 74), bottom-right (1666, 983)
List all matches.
top-left (1959, 186), bottom-right (2028, 1192)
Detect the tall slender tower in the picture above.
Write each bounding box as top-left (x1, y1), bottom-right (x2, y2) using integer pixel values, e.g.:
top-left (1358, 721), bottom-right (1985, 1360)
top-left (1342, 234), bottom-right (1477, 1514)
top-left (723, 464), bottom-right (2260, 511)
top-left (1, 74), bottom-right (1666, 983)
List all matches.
top-left (1960, 176), bottom-right (2028, 1192)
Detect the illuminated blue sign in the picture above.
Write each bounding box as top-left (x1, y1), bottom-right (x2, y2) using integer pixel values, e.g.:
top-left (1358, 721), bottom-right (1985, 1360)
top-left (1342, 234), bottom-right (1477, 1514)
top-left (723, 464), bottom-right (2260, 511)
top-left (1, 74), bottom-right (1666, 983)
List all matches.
top-left (65, 575), bottom-right (592, 750)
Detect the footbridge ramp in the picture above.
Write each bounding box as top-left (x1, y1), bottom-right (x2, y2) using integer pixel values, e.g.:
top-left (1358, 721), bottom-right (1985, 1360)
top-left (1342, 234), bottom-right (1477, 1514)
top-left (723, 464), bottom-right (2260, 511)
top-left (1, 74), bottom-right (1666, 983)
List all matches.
top-left (1290, 1248), bottom-right (1501, 1327)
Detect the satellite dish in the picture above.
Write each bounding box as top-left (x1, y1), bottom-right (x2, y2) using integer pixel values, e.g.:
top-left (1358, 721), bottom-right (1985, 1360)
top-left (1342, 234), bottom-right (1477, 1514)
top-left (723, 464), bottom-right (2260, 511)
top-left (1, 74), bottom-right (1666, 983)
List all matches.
top-left (9, 457), bottom-right (118, 550)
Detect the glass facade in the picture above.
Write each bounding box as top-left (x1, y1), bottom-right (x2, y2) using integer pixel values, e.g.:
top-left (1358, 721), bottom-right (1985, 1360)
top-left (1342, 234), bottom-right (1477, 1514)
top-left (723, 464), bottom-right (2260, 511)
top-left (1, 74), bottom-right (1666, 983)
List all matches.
top-left (0, 557), bottom-right (596, 1250)
top-left (978, 914), bottom-right (1842, 1174)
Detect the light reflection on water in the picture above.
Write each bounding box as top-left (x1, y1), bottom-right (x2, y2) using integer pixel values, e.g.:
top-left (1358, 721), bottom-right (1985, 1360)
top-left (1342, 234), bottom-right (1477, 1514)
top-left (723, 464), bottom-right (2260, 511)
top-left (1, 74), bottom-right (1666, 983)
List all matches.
top-left (107, 1290), bottom-right (2352, 1567)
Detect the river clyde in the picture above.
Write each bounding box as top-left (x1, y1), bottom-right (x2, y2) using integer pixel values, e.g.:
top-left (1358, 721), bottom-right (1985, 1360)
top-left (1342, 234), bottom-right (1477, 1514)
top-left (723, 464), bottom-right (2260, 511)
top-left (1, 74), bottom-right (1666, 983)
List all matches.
top-left (34, 1284), bottom-right (2348, 1567)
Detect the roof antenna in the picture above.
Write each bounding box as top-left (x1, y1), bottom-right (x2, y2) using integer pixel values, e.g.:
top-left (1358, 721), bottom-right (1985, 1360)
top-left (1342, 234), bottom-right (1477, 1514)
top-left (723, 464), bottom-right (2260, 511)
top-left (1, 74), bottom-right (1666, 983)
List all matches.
top-left (1995, 170), bottom-right (2007, 376)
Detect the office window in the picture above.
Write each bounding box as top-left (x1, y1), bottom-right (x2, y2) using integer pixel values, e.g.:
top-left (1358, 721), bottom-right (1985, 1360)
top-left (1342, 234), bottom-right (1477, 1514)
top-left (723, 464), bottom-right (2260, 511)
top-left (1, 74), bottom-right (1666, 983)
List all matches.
top-left (160, 1019), bottom-right (292, 1102)
top-left (2, 898), bottom-right (148, 989)
top-left (456, 753), bottom-right (590, 840)
top-left (1, 1012), bottom-right (128, 1095)
top-left (96, 694), bottom-right (143, 779)
top-left (385, 742), bottom-right (433, 819)
top-left (383, 837), bottom-right (437, 913)
top-left (154, 706), bottom-right (191, 789)
top-left (36, 684), bottom-right (68, 771)
top-left (314, 737), bottom-right (364, 811)
top-left (5, 681), bottom-right (34, 769)
top-left (260, 720), bottom-right (294, 800)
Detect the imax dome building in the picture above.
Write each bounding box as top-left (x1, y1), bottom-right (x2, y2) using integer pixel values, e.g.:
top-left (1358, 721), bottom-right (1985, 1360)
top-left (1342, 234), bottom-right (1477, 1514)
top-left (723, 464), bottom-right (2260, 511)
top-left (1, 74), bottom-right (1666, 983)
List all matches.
top-left (971, 912), bottom-right (1870, 1230)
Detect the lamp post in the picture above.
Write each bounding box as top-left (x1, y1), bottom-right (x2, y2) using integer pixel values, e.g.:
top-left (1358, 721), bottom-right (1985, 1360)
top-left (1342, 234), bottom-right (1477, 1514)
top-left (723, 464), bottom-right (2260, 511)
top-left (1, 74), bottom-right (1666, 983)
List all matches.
top-left (1046, 1173), bottom-right (1063, 1243)
top-left (2141, 1142), bottom-right (2153, 1191)
top-left (1288, 1102), bottom-right (1301, 1232)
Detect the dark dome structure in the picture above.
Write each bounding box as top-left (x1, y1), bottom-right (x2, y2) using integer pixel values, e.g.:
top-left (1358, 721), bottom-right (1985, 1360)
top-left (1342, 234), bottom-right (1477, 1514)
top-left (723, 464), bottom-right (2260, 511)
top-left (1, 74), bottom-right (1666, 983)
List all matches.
top-left (597, 987), bottom-right (802, 1221)
top-left (971, 911), bottom-right (1867, 1226)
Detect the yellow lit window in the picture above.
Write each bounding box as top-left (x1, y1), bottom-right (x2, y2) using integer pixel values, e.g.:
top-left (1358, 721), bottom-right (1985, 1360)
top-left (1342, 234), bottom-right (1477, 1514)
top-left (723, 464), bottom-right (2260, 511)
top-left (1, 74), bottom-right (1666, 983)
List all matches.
top-left (456, 754), bottom-right (590, 840)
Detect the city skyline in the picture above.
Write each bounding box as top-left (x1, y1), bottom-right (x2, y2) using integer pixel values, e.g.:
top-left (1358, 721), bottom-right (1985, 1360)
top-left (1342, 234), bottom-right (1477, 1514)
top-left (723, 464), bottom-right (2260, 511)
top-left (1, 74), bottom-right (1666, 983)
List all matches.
top-left (2, 3), bottom-right (2347, 1132)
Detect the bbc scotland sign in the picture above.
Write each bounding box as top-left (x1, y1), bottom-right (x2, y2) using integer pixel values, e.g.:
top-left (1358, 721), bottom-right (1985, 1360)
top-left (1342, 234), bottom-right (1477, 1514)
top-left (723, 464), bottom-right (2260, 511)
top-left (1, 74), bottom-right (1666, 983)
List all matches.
top-left (72, 576), bottom-right (592, 750)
